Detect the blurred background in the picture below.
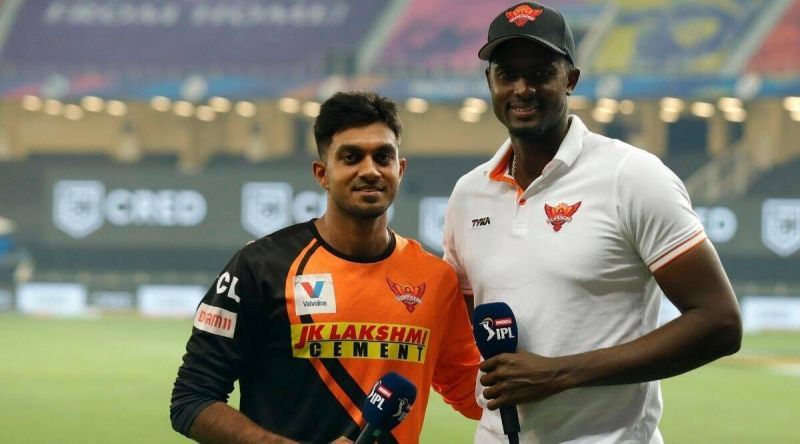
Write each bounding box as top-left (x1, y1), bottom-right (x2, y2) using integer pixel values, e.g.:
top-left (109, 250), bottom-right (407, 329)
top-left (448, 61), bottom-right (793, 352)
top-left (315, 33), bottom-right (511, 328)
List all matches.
top-left (0, 0), bottom-right (798, 443)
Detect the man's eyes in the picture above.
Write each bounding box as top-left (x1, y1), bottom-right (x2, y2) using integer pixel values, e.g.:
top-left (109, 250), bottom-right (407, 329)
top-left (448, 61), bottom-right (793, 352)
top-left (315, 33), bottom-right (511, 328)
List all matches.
top-left (497, 70), bottom-right (552, 80)
top-left (341, 153), bottom-right (359, 162)
top-left (340, 152), bottom-right (394, 163)
top-left (375, 152), bottom-right (393, 163)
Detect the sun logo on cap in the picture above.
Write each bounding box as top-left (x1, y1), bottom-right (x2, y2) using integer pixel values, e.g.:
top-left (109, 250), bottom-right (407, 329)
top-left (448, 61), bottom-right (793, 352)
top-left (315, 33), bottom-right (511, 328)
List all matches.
top-left (506, 4), bottom-right (543, 27)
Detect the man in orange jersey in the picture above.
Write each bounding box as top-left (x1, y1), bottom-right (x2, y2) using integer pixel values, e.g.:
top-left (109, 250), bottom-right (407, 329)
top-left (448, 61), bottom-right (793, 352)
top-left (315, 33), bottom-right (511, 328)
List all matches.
top-left (171, 91), bottom-right (481, 443)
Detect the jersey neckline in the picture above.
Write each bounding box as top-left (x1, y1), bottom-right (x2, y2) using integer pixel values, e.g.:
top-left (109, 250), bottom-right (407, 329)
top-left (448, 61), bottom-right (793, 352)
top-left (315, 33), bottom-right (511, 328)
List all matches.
top-left (307, 220), bottom-right (396, 264)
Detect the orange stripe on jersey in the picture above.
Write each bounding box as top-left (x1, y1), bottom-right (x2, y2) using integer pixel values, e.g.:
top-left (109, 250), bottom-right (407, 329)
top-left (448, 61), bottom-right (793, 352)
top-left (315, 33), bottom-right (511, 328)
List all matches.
top-left (284, 237), bottom-right (369, 431)
top-left (649, 230), bottom-right (708, 272)
top-left (489, 148), bottom-right (523, 197)
top-left (284, 238), bottom-right (322, 325)
top-left (309, 359), bottom-right (364, 427)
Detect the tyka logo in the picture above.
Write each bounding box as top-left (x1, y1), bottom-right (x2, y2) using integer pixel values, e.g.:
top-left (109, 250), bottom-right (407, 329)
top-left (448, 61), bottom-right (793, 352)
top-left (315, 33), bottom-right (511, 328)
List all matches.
top-left (479, 317), bottom-right (515, 341)
top-left (472, 217), bottom-right (490, 228)
top-left (544, 201), bottom-right (582, 232)
top-left (301, 281), bottom-right (325, 299)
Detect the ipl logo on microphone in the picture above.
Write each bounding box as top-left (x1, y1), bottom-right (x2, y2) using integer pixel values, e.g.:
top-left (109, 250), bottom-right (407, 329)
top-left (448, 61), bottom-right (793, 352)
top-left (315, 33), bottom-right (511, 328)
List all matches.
top-left (367, 380), bottom-right (393, 411)
top-left (479, 317), bottom-right (515, 341)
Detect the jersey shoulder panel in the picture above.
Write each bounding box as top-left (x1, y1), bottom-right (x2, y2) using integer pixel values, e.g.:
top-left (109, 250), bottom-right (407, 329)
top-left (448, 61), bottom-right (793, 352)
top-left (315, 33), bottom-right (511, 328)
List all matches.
top-left (452, 157), bottom-right (495, 193)
top-left (240, 222), bottom-right (316, 263)
top-left (581, 131), bottom-right (636, 160)
top-left (394, 234), bottom-right (459, 284)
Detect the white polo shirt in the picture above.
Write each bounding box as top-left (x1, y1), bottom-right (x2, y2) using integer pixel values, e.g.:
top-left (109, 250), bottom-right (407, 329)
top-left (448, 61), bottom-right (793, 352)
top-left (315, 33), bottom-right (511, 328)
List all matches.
top-left (443, 116), bottom-right (706, 444)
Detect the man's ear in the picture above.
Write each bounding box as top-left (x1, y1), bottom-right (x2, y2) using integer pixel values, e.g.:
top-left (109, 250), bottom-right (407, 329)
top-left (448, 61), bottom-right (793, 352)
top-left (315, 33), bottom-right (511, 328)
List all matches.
top-left (567, 66), bottom-right (581, 94)
top-left (398, 157), bottom-right (407, 183)
top-left (312, 160), bottom-right (329, 190)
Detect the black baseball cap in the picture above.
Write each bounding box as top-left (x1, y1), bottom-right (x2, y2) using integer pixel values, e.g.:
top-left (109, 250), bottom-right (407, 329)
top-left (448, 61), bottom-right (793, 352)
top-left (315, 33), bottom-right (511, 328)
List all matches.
top-left (478, 2), bottom-right (576, 65)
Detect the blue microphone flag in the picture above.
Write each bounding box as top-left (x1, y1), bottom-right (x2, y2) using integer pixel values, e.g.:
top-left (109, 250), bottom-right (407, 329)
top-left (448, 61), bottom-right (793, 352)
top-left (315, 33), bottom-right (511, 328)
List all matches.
top-left (472, 302), bottom-right (519, 359)
top-left (361, 371), bottom-right (417, 431)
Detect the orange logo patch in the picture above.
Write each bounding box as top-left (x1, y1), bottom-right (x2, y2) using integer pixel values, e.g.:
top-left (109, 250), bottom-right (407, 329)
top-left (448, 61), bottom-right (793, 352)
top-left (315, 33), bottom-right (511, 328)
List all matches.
top-left (387, 278), bottom-right (426, 313)
top-left (544, 201), bottom-right (582, 232)
top-left (506, 5), bottom-right (543, 27)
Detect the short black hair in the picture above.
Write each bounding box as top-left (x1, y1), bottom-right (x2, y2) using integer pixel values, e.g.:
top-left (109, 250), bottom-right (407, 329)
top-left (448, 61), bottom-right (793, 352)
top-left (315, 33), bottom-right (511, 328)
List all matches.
top-left (313, 91), bottom-right (402, 159)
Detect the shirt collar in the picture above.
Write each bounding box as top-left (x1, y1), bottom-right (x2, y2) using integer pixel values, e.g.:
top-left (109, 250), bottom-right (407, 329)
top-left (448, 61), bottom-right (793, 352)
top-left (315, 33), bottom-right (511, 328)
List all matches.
top-left (486, 115), bottom-right (588, 181)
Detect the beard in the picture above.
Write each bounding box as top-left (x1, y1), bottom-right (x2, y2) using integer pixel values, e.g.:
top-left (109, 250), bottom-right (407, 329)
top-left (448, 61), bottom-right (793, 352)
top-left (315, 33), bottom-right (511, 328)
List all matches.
top-left (508, 125), bottom-right (546, 140)
top-left (334, 198), bottom-right (388, 220)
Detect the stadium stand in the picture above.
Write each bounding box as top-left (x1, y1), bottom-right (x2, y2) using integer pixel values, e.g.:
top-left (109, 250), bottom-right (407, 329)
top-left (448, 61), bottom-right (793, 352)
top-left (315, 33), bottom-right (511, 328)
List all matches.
top-left (0, 0), bottom-right (391, 90)
top-left (747, 157), bottom-right (800, 195)
top-left (0, 0), bottom-right (798, 302)
top-left (591, 0), bottom-right (771, 74)
top-left (376, 0), bottom-right (606, 74)
top-left (746, 0), bottom-right (800, 75)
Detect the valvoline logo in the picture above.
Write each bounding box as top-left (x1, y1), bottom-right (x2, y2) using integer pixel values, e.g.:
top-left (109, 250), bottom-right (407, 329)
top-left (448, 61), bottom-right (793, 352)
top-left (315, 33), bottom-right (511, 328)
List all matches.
top-left (294, 273), bottom-right (336, 316)
top-left (301, 281), bottom-right (324, 299)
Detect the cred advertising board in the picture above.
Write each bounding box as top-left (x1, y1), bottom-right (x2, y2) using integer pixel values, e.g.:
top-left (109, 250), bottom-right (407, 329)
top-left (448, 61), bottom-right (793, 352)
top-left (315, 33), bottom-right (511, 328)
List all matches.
top-left (0, 162), bottom-right (791, 259)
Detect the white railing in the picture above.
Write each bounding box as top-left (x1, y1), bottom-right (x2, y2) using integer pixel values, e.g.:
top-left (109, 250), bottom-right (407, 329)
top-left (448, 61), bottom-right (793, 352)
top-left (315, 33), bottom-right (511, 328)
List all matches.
top-left (685, 142), bottom-right (755, 201)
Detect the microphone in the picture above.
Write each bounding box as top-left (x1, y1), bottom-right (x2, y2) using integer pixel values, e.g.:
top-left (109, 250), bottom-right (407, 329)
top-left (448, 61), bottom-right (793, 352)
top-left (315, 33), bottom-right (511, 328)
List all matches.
top-left (354, 372), bottom-right (417, 444)
top-left (473, 302), bottom-right (520, 444)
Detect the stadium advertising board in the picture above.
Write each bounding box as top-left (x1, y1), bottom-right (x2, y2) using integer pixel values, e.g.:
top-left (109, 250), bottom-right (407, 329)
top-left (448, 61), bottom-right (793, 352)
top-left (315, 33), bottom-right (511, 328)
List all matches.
top-left (742, 296), bottom-right (800, 332)
top-left (0, 162), bottom-right (794, 260)
top-left (137, 284), bottom-right (205, 318)
top-left (42, 166), bottom-right (402, 249)
top-left (16, 282), bottom-right (88, 316)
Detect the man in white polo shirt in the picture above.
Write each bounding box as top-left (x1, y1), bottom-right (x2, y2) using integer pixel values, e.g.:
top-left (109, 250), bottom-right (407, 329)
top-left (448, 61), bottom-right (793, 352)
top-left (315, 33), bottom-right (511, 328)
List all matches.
top-left (443, 2), bottom-right (743, 443)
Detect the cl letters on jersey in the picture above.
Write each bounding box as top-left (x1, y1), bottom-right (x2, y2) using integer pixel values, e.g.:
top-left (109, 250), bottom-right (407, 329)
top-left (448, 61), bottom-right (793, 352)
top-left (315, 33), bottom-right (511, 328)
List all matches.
top-left (216, 271), bottom-right (241, 303)
top-left (293, 273), bottom-right (337, 315)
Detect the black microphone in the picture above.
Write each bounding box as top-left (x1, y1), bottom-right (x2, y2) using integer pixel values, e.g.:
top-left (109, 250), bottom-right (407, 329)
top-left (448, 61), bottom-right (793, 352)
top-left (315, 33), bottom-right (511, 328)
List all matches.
top-left (473, 302), bottom-right (521, 444)
top-left (354, 372), bottom-right (417, 444)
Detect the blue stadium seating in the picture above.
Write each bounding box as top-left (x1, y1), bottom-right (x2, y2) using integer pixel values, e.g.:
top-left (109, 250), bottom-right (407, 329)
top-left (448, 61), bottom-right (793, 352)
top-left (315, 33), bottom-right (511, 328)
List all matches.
top-left (591, 0), bottom-right (771, 74)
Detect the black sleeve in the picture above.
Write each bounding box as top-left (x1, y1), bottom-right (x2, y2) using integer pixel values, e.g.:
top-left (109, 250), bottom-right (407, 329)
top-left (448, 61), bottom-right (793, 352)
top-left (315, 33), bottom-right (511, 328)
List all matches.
top-left (170, 249), bottom-right (258, 436)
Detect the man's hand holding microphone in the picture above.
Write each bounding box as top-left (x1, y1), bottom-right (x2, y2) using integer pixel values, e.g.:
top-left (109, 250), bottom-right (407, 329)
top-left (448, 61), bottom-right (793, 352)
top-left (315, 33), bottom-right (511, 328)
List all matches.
top-left (472, 302), bottom-right (573, 444)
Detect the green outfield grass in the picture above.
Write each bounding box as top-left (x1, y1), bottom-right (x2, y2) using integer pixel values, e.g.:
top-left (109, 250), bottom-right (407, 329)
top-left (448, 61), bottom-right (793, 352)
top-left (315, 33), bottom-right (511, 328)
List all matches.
top-left (1, 315), bottom-right (798, 443)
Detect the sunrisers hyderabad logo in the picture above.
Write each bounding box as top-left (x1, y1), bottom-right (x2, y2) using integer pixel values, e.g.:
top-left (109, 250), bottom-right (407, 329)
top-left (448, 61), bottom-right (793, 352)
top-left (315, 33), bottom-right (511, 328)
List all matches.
top-left (386, 278), bottom-right (426, 313)
top-left (506, 5), bottom-right (543, 27)
top-left (544, 201), bottom-right (582, 232)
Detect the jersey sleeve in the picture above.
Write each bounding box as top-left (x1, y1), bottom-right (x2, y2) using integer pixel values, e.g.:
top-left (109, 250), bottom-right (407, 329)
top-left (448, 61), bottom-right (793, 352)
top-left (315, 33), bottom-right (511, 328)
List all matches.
top-left (170, 248), bottom-right (257, 436)
top-left (442, 189), bottom-right (473, 296)
top-left (615, 150), bottom-right (707, 273)
top-left (430, 280), bottom-right (482, 419)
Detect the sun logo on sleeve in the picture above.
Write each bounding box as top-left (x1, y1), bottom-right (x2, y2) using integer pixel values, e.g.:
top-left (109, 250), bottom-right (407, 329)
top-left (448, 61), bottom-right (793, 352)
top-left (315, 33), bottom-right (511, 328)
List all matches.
top-left (386, 278), bottom-right (426, 313)
top-left (544, 201), bottom-right (582, 232)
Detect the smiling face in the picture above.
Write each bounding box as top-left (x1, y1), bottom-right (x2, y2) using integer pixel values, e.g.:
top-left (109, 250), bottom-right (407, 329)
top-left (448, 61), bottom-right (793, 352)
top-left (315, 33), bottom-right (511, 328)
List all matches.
top-left (485, 39), bottom-right (579, 140)
top-left (314, 122), bottom-right (406, 220)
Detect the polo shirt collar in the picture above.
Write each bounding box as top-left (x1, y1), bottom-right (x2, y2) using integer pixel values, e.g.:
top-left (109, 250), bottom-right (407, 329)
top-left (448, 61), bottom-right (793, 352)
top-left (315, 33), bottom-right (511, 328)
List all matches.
top-left (487, 115), bottom-right (588, 182)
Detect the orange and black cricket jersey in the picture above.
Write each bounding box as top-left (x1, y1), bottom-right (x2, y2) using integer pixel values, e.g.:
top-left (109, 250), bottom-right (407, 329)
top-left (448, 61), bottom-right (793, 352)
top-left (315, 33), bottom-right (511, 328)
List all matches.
top-left (171, 221), bottom-right (481, 443)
